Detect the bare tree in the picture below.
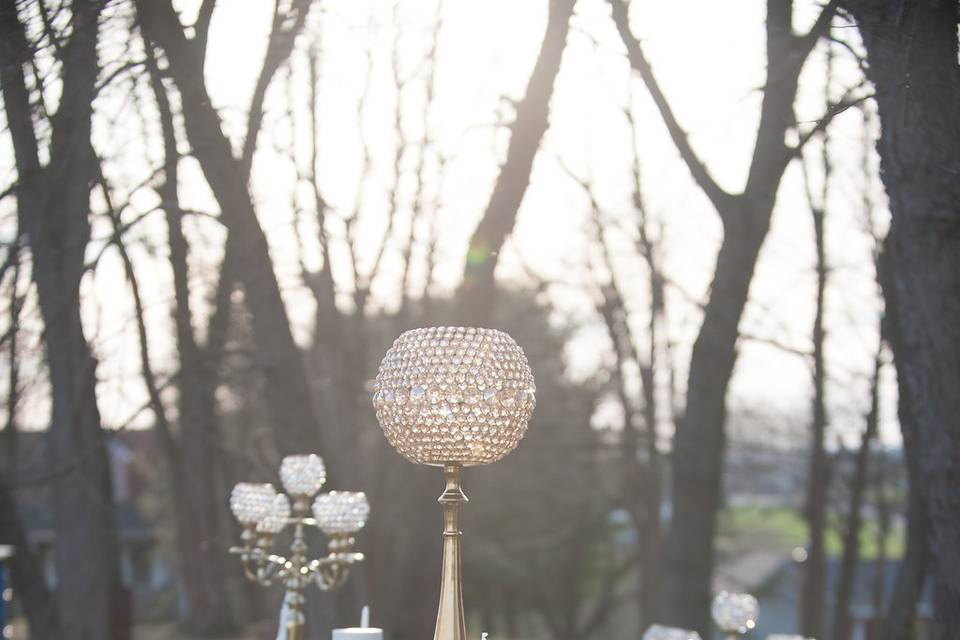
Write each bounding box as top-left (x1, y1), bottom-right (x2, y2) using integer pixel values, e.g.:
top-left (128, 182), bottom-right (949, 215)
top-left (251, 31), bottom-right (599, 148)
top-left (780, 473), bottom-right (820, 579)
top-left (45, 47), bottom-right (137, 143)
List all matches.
top-left (608, 0), bottom-right (841, 631)
top-left (841, 2), bottom-right (960, 638)
top-left (0, 1), bottom-right (124, 637)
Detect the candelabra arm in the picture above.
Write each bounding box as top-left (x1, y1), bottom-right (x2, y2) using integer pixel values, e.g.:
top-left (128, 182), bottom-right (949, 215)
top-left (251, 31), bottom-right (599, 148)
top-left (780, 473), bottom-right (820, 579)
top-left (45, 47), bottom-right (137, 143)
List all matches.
top-left (434, 463), bottom-right (468, 640)
top-left (310, 533), bottom-right (363, 590)
top-left (230, 532), bottom-right (285, 586)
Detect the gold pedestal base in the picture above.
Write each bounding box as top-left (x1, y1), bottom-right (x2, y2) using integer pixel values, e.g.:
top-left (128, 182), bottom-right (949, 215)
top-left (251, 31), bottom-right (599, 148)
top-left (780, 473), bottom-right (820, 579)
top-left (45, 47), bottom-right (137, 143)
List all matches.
top-left (434, 464), bottom-right (468, 640)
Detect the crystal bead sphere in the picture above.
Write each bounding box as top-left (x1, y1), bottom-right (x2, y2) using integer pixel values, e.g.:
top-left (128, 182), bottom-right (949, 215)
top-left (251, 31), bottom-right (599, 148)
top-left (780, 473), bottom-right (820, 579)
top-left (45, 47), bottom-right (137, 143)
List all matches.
top-left (711, 591), bottom-right (759, 633)
top-left (257, 493), bottom-right (291, 534)
top-left (230, 483), bottom-right (277, 526)
top-left (312, 491), bottom-right (370, 535)
top-left (373, 326), bottom-right (536, 466)
top-left (642, 625), bottom-right (702, 640)
top-left (279, 454), bottom-right (327, 496)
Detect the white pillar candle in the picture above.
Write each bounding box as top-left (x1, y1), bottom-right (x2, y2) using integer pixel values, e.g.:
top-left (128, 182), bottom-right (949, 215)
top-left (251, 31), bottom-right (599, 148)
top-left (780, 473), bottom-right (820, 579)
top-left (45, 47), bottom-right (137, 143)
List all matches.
top-left (333, 606), bottom-right (383, 640)
top-left (332, 629), bottom-right (382, 640)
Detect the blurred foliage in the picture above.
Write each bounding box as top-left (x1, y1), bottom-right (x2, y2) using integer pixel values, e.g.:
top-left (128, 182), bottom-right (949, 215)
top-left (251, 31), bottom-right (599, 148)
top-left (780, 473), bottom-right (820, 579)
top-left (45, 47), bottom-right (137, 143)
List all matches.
top-left (718, 506), bottom-right (905, 560)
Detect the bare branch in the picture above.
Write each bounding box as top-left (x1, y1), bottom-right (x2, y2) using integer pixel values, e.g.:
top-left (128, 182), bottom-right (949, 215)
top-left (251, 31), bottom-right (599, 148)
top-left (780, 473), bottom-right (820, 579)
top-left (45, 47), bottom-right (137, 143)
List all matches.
top-left (607, 0), bottom-right (733, 214)
top-left (240, 0), bottom-right (313, 180)
top-left (0, 181), bottom-right (16, 202)
top-left (738, 331), bottom-right (814, 360)
top-left (98, 168), bottom-right (178, 459)
top-left (795, 0), bottom-right (842, 59)
top-left (356, 1), bottom-right (407, 313)
top-left (95, 59), bottom-right (146, 93)
top-left (793, 89), bottom-right (874, 155)
top-left (400, 0), bottom-right (443, 311)
top-left (194, 0), bottom-right (217, 64)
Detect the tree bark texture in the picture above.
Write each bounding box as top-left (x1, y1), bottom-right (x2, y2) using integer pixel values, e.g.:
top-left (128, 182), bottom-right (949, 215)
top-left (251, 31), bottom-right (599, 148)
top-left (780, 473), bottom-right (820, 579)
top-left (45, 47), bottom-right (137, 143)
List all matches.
top-left (844, 2), bottom-right (960, 638)
top-left (0, 1), bottom-right (124, 638)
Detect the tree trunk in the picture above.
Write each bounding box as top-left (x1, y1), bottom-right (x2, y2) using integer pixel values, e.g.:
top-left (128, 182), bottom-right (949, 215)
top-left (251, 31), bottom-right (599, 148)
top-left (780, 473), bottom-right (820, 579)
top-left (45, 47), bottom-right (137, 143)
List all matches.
top-left (877, 242), bottom-right (928, 640)
top-left (801, 200), bottom-right (829, 639)
top-left (832, 346), bottom-right (881, 640)
top-left (660, 212), bottom-right (769, 632)
top-left (456, 0), bottom-right (576, 324)
top-left (0, 2), bottom-right (124, 638)
top-left (844, 3), bottom-right (960, 638)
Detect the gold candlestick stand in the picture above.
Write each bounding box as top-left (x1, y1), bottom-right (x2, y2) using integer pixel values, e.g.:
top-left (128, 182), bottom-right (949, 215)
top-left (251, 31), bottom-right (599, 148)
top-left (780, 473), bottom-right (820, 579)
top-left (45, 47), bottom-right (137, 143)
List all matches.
top-left (373, 327), bottom-right (536, 640)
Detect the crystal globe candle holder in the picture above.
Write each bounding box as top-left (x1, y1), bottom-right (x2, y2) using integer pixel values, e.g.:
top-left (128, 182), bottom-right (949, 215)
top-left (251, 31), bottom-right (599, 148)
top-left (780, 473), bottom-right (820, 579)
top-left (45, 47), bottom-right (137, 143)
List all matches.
top-left (373, 326), bottom-right (536, 640)
top-left (313, 491), bottom-right (370, 536)
top-left (230, 483), bottom-right (277, 527)
top-left (642, 625), bottom-right (702, 640)
top-left (280, 454), bottom-right (327, 497)
top-left (711, 591), bottom-right (759, 637)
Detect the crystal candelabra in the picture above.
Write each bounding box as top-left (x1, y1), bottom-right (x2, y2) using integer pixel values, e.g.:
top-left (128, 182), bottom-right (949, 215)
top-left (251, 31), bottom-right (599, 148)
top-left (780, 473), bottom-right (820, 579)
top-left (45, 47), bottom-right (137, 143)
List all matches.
top-left (229, 454), bottom-right (370, 640)
top-left (372, 326), bottom-right (536, 640)
top-left (712, 591), bottom-right (760, 639)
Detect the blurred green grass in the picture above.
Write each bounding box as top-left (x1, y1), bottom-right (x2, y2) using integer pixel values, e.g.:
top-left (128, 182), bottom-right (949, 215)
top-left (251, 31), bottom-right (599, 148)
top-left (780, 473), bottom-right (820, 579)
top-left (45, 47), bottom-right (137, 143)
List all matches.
top-left (718, 505), bottom-right (905, 560)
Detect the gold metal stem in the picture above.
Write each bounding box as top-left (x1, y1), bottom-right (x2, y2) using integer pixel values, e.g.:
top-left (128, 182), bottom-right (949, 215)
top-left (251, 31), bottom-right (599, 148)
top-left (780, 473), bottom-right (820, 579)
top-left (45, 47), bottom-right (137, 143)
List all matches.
top-left (283, 587), bottom-right (306, 640)
top-left (284, 500), bottom-right (310, 640)
top-left (434, 464), bottom-right (468, 640)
